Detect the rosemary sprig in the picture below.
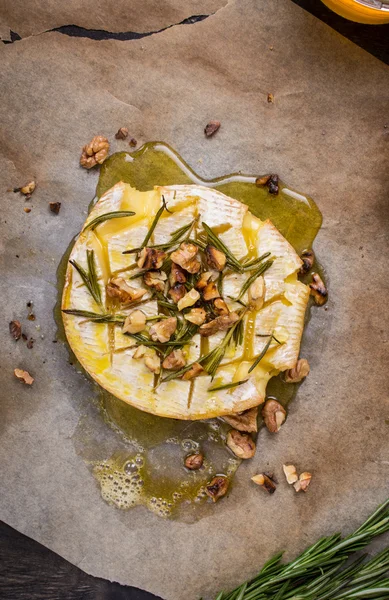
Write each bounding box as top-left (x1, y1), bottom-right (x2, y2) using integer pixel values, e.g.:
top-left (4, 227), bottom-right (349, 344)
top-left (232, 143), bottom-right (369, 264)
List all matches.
top-left (248, 333), bottom-right (280, 373)
top-left (141, 195), bottom-right (170, 248)
top-left (202, 222), bottom-right (243, 272)
top-left (62, 309), bottom-right (125, 323)
top-left (122, 222), bottom-right (195, 255)
top-left (233, 259), bottom-right (273, 301)
top-left (69, 250), bottom-right (102, 307)
top-left (233, 318), bottom-right (245, 347)
top-left (208, 379), bottom-right (248, 392)
top-left (122, 196), bottom-right (169, 255)
top-left (217, 271), bottom-right (224, 296)
top-left (82, 210), bottom-right (135, 232)
top-left (217, 498), bottom-right (389, 600)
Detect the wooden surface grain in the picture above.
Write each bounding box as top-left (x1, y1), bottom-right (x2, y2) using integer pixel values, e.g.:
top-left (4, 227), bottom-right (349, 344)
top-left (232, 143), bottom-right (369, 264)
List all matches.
top-left (1, 1), bottom-right (388, 598)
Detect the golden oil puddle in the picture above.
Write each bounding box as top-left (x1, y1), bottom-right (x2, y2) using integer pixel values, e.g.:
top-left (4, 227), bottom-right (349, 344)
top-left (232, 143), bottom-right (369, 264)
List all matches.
top-left (55, 142), bottom-right (324, 520)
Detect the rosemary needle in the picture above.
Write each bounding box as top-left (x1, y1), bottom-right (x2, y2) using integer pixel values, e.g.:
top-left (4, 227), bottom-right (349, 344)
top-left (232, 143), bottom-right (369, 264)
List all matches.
top-left (82, 210), bottom-right (135, 232)
top-left (208, 379), bottom-right (248, 392)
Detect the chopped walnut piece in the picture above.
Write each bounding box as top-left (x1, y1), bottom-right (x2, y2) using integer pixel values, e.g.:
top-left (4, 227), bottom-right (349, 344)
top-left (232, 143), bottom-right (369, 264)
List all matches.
top-left (285, 358), bottom-right (310, 383)
top-left (294, 472), bottom-right (312, 493)
top-left (299, 249), bottom-right (315, 275)
top-left (15, 179), bottom-right (36, 199)
top-left (268, 174), bottom-right (279, 195)
top-left (204, 120), bottom-right (221, 137)
top-left (255, 175), bottom-right (271, 187)
top-left (202, 281), bottom-right (220, 301)
top-left (177, 288), bottom-right (200, 311)
top-left (14, 368), bottom-right (34, 385)
top-left (205, 475), bottom-right (228, 502)
top-left (262, 399), bottom-right (286, 433)
top-left (169, 262), bottom-right (186, 285)
top-left (182, 362), bottom-right (204, 380)
top-left (169, 283), bottom-right (186, 304)
top-left (248, 275), bottom-right (265, 310)
top-left (251, 473), bottom-right (276, 494)
top-left (150, 317), bottom-right (177, 343)
top-left (115, 127), bottom-right (129, 140)
top-left (80, 135), bottom-right (110, 169)
top-left (222, 406), bottom-right (258, 433)
top-left (144, 350), bottom-right (161, 374)
top-left (214, 298), bottom-right (229, 316)
top-left (310, 273), bottom-right (328, 306)
top-left (162, 349), bottom-right (186, 370)
top-left (283, 464), bottom-right (298, 485)
top-left (199, 312), bottom-right (239, 337)
top-left (205, 245), bottom-right (226, 271)
top-left (196, 271), bottom-right (215, 290)
top-left (122, 310), bottom-right (146, 334)
top-left (133, 345), bottom-right (147, 359)
top-left (226, 429), bottom-right (256, 459)
top-left (170, 243), bottom-right (201, 274)
top-left (49, 202), bottom-right (61, 214)
top-left (267, 92), bottom-right (274, 103)
top-left (129, 138), bottom-right (137, 147)
top-left (106, 278), bottom-right (146, 304)
top-left (137, 247), bottom-right (167, 270)
top-left (184, 308), bottom-right (206, 325)
top-left (143, 270), bottom-right (167, 293)
top-left (184, 454), bottom-right (204, 470)
top-left (9, 320), bottom-right (22, 340)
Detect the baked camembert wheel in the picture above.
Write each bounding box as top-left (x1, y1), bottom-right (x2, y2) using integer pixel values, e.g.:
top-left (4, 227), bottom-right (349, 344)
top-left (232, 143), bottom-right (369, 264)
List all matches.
top-left (62, 182), bottom-right (309, 419)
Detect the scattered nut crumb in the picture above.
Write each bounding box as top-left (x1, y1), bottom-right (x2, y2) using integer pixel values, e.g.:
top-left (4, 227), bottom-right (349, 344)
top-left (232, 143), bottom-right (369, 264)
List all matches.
top-left (14, 368), bottom-right (34, 385)
top-left (205, 476), bottom-right (228, 502)
top-left (184, 453), bottom-right (204, 470)
top-left (129, 138), bottom-right (137, 147)
top-left (267, 93), bottom-right (274, 103)
top-left (255, 173), bottom-right (279, 195)
top-left (283, 464), bottom-right (298, 485)
top-left (9, 320), bottom-right (22, 340)
top-left (309, 273), bottom-right (328, 306)
top-left (299, 249), bottom-right (315, 275)
top-left (226, 429), bottom-right (256, 459)
top-left (80, 135), bottom-right (110, 169)
top-left (27, 313), bottom-right (36, 321)
top-left (49, 202), bottom-right (61, 214)
top-left (255, 175), bottom-right (271, 186)
top-left (294, 472), bottom-right (312, 493)
top-left (24, 207), bottom-right (31, 213)
top-left (285, 358), bottom-right (310, 383)
top-left (21, 333), bottom-right (28, 341)
top-left (115, 127), bottom-right (129, 140)
top-left (12, 179), bottom-right (36, 198)
top-left (251, 473), bottom-right (277, 494)
top-left (26, 338), bottom-right (34, 349)
top-left (204, 120), bottom-right (221, 137)
top-left (262, 399), bottom-right (286, 433)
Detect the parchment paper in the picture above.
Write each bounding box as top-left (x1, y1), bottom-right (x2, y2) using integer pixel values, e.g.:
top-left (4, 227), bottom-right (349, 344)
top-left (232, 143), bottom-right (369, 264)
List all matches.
top-left (1, 1), bottom-right (389, 599)
top-left (0, 0), bottom-right (226, 40)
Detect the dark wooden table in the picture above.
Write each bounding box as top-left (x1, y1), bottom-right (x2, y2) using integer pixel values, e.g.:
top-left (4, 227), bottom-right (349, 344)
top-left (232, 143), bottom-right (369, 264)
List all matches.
top-left (2, 2), bottom-right (388, 599)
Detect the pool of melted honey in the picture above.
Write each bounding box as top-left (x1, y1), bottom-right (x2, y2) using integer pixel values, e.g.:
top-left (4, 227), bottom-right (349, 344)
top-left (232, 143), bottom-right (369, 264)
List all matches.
top-left (55, 142), bottom-right (323, 520)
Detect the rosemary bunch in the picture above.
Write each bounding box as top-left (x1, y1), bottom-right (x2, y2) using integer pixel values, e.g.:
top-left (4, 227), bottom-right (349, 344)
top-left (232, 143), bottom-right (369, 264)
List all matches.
top-left (214, 499), bottom-right (389, 600)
